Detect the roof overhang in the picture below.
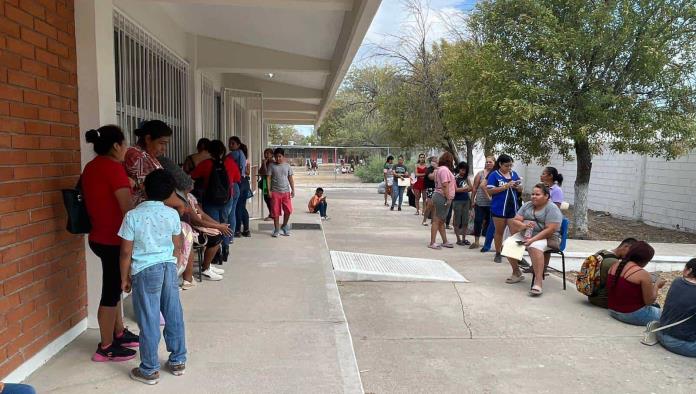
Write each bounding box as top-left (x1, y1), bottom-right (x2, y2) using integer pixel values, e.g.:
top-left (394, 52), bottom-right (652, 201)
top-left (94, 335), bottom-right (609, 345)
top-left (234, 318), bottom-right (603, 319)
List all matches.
top-left (149, 0), bottom-right (381, 128)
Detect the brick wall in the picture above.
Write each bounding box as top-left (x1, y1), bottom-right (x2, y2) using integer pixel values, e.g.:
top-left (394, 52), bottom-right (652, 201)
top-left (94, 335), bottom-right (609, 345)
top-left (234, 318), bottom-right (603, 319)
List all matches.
top-left (0, 0), bottom-right (85, 378)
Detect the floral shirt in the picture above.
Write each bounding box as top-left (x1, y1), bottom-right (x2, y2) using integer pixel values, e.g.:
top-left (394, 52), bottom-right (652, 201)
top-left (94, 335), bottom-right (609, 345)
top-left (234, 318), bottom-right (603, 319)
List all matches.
top-left (124, 146), bottom-right (162, 205)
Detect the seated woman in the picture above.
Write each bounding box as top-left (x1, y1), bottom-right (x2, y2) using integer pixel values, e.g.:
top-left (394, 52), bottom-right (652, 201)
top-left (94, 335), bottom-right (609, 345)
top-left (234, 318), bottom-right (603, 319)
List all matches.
top-left (656, 258), bottom-right (696, 357)
top-left (503, 183), bottom-right (563, 296)
top-left (607, 241), bottom-right (664, 325)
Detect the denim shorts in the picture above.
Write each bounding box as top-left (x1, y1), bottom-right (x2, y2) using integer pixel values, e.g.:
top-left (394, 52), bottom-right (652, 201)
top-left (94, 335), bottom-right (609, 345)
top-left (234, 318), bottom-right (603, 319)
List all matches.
top-left (609, 305), bottom-right (661, 326)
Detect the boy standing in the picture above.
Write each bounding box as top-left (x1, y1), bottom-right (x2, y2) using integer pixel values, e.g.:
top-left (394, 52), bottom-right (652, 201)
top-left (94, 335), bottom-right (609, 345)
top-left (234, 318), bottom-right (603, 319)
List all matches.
top-left (119, 169), bottom-right (187, 385)
top-left (267, 148), bottom-right (295, 237)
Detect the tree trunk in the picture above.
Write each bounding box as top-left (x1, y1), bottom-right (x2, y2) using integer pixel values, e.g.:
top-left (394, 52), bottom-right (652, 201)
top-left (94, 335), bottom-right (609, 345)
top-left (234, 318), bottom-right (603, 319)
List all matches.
top-left (483, 138), bottom-right (495, 157)
top-left (573, 138), bottom-right (593, 239)
top-left (465, 139), bottom-right (475, 174)
top-left (444, 136), bottom-right (459, 162)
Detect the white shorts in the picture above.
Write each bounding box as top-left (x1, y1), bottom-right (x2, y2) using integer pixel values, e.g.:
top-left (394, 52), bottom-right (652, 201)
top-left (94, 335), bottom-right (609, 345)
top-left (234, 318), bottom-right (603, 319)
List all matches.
top-left (509, 232), bottom-right (549, 252)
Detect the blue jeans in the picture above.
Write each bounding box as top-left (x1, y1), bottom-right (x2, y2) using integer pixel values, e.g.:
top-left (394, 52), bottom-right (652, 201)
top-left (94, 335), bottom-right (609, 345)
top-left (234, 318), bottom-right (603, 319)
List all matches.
top-left (225, 183), bottom-right (240, 243)
top-left (609, 305), bottom-right (661, 326)
top-left (1, 384), bottom-right (36, 394)
top-left (482, 210), bottom-right (495, 252)
top-left (203, 196), bottom-right (234, 246)
top-left (131, 263), bottom-right (187, 376)
top-left (235, 178), bottom-right (250, 233)
top-left (391, 185), bottom-right (405, 208)
top-left (313, 201), bottom-right (328, 217)
top-left (657, 332), bottom-right (696, 358)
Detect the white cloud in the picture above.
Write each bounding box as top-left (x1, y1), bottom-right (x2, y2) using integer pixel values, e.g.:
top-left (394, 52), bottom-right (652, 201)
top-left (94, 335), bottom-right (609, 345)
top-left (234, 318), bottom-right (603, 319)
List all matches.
top-left (294, 125), bottom-right (314, 136)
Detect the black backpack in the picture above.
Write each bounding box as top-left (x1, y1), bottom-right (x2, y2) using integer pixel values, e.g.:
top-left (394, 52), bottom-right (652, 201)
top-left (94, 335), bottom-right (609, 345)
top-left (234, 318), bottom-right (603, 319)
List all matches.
top-left (204, 159), bottom-right (230, 205)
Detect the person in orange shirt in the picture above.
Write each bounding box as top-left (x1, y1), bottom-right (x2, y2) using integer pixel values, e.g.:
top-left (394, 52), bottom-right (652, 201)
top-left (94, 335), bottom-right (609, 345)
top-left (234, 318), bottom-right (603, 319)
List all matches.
top-left (308, 187), bottom-right (328, 220)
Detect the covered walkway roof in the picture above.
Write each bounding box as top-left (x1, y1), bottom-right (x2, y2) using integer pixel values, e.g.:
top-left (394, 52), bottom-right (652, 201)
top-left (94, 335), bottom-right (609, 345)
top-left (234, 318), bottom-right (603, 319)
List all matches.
top-left (152, 0), bottom-right (381, 126)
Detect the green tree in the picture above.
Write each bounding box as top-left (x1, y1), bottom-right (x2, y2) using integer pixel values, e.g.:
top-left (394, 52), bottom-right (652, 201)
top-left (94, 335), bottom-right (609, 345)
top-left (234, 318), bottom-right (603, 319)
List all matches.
top-left (471, 0), bottom-right (696, 237)
top-left (268, 124), bottom-right (304, 145)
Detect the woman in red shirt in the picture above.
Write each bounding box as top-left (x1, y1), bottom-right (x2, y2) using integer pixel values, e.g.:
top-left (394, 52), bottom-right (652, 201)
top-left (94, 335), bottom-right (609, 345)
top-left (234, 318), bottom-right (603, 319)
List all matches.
top-left (190, 140), bottom-right (240, 238)
top-left (124, 120), bottom-right (172, 205)
top-left (413, 153), bottom-right (427, 215)
top-left (82, 125), bottom-right (139, 362)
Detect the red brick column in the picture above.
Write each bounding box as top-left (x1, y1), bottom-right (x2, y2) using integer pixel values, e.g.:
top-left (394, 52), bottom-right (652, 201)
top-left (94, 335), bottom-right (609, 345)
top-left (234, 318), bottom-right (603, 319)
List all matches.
top-left (0, 0), bottom-right (85, 378)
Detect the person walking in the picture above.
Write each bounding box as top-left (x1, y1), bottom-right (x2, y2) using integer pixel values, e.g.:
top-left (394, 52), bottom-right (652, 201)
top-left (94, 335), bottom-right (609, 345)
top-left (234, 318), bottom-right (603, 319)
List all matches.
top-left (258, 148), bottom-right (275, 220)
top-left (228, 137), bottom-right (251, 238)
top-left (383, 156), bottom-right (394, 207)
top-left (422, 157), bottom-right (437, 226)
top-left (267, 148), bottom-right (295, 237)
top-left (390, 155), bottom-right (409, 211)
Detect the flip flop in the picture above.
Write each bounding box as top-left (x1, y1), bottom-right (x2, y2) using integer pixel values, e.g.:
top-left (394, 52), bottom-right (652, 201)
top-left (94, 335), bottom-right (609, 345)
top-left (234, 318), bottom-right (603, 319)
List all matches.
top-left (441, 242), bottom-right (454, 248)
top-left (428, 243), bottom-right (442, 250)
top-left (505, 275), bottom-right (525, 284)
top-left (529, 285), bottom-right (543, 296)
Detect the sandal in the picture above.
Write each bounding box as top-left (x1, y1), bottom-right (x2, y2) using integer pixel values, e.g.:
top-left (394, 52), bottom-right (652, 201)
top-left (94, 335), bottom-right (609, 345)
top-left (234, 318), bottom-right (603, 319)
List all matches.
top-left (422, 222), bottom-right (429, 227)
top-left (462, 240), bottom-right (471, 246)
top-left (428, 243), bottom-right (442, 250)
top-left (469, 242), bottom-right (480, 250)
top-left (529, 285), bottom-right (543, 296)
top-left (505, 275), bottom-right (525, 284)
top-left (440, 242), bottom-right (454, 248)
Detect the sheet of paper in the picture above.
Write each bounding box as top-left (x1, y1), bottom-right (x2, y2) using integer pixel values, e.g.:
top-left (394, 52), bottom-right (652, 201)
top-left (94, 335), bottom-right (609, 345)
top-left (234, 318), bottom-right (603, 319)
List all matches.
top-left (501, 237), bottom-right (525, 260)
top-left (397, 178), bottom-right (410, 187)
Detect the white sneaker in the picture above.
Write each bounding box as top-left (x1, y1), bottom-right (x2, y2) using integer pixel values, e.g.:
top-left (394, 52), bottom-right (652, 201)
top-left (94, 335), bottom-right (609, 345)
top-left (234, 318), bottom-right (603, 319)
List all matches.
top-left (209, 265), bottom-right (225, 275)
top-left (181, 280), bottom-right (196, 290)
top-left (202, 269), bottom-right (223, 281)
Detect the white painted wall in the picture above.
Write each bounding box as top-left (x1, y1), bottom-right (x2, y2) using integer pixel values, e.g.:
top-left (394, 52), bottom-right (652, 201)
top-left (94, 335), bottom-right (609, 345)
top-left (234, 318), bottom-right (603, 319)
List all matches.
top-left (516, 150), bottom-right (696, 233)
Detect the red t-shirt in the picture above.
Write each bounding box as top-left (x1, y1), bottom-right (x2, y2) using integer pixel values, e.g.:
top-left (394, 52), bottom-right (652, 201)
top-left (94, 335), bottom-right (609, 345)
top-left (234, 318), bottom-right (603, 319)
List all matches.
top-left (82, 156), bottom-right (132, 245)
top-left (190, 157), bottom-right (241, 193)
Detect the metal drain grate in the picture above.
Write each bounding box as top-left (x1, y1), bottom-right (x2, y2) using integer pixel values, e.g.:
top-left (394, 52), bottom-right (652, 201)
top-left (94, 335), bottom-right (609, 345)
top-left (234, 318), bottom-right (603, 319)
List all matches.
top-left (330, 251), bottom-right (468, 282)
top-left (258, 223), bottom-right (322, 231)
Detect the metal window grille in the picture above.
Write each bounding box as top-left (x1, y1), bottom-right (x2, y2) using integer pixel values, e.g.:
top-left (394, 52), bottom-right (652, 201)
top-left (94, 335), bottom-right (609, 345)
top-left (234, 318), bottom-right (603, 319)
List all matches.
top-left (113, 9), bottom-right (191, 164)
top-left (201, 75), bottom-right (216, 140)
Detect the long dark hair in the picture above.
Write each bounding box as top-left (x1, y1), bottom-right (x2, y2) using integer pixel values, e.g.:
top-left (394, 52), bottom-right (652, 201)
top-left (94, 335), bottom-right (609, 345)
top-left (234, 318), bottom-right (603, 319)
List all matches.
top-left (208, 140), bottom-right (226, 160)
top-left (456, 161), bottom-right (469, 178)
top-left (239, 143), bottom-right (248, 159)
top-left (134, 120), bottom-right (172, 146)
top-left (487, 154), bottom-right (513, 179)
top-left (613, 241), bottom-right (655, 286)
top-left (545, 166), bottom-right (564, 186)
top-left (85, 125), bottom-right (125, 155)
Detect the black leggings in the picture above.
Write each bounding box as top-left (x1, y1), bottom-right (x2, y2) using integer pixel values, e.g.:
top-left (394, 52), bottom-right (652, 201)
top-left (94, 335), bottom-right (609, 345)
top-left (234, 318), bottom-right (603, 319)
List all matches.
top-left (89, 242), bottom-right (122, 307)
top-left (264, 194), bottom-right (272, 215)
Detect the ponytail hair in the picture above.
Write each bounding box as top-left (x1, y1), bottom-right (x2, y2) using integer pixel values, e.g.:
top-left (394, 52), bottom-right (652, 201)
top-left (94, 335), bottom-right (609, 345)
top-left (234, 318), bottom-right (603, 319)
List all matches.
top-left (85, 125), bottom-right (125, 155)
top-left (239, 143), bottom-right (248, 159)
top-left (613, 241), bottom-right (655, 285)
top-left (487, 154), bottom-right (513, 179)
top-left (545, 166), bottom-right (563, 186)
top-left (208, 140), bottom-right (227, 160)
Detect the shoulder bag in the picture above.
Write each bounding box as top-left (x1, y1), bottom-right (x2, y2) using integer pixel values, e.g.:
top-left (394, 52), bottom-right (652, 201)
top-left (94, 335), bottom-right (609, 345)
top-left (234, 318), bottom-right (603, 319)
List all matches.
top-left (61, 177), bottom-right (91, 234)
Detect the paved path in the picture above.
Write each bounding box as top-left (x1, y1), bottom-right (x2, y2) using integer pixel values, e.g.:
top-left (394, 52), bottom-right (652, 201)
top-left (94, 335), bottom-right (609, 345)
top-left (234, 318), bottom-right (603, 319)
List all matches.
top-left (24, 188), bottom-right (362, 393)
top-left (321, 187), bottom-right (696, 394)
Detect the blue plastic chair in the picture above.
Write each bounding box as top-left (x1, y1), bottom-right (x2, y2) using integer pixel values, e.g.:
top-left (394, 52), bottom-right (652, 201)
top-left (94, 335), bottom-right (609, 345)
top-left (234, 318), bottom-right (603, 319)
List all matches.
top-left (542, 217), bottom-right (569, 290)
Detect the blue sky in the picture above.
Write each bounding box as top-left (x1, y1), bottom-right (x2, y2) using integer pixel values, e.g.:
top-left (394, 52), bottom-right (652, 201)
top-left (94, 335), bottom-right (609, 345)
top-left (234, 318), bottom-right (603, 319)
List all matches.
top-left (294, 1), bottom-right (477, 136)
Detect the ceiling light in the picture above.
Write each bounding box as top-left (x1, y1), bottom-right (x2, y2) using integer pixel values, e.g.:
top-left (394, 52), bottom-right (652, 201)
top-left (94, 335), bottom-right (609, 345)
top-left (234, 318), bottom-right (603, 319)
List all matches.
top-left (266, 73), bottom-right (275, 79)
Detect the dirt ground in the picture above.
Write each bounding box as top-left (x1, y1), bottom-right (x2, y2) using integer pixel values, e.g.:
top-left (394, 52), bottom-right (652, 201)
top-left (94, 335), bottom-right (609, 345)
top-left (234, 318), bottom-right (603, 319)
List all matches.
top-left (566, 209), bottom-right (696, 244)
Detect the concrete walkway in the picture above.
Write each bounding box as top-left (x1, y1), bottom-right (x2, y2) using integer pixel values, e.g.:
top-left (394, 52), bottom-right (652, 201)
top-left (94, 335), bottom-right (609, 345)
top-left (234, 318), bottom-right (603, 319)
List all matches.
top-left (322, 187), bottom-right (696, 393)
top-left (24, 191), bottom-right (362, 393)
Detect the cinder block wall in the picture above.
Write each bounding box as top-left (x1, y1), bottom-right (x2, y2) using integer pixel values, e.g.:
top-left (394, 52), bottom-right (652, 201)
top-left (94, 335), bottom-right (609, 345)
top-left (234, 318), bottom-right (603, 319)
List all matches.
top-left (0, 0), bottom-right (85, 378)
top-left (516, 150), bottom-right (696, 233)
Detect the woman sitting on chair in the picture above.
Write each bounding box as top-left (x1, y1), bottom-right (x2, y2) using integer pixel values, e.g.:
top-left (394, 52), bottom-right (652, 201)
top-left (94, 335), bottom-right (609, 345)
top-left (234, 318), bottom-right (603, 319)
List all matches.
top-left (503, 183), bottom-right (563, 296)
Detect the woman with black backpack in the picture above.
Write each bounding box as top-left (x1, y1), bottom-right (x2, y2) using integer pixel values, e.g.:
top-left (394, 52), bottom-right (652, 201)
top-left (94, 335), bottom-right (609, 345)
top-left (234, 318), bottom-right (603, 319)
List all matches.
top-left (190, 140), bottom-right (241, 273)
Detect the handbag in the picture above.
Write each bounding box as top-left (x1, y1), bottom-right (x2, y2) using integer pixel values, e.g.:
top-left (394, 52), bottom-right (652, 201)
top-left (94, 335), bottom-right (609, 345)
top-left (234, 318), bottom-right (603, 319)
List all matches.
top-left (61, 178), bottom-right (91, 234)
top-left (641, 314), bottom-right (696, 346)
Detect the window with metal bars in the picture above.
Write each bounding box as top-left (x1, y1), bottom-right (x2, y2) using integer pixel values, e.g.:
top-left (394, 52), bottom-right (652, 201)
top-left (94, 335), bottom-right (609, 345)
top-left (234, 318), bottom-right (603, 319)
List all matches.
top-left (201, 74), bottom-right (217, 140)
top-left (113, 9), bottom-right (191, 164)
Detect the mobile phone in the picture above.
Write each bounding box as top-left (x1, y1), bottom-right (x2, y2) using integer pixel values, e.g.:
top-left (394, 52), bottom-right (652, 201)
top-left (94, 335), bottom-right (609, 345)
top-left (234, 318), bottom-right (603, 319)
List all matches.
top-left (516, 240), bottom-right (525, 245)
top-left (650, 272), bottom-right (659, 283)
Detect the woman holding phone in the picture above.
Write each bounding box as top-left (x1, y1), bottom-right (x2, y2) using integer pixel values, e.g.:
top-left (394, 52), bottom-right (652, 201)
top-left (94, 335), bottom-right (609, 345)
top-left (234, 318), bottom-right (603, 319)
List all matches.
top-left (486, 154), bottom-right (523, 264)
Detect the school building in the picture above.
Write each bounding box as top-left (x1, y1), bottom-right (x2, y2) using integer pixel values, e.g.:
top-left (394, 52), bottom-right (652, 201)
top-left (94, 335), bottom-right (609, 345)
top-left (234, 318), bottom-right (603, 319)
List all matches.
top-left (0, 0), bottom-right (380, 381)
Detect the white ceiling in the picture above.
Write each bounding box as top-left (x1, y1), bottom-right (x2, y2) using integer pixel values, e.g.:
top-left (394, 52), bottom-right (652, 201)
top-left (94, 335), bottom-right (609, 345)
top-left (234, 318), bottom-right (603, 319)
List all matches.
top-left (150, 0), bottom-right (381, 127)
top-left (159, 3), bottom-right (345, 60)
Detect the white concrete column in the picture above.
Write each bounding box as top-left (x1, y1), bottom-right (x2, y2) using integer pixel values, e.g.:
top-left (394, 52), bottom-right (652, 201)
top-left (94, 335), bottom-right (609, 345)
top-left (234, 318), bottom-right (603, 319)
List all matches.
top-left (75, 0), bottom-right (117, 328)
